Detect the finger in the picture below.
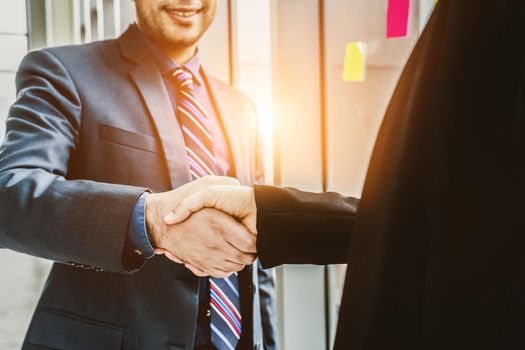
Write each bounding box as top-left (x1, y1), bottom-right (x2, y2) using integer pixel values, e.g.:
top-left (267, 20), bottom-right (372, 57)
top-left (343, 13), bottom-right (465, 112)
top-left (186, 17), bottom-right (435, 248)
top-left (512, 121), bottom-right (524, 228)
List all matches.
top-left (208, 213), bottom-right (258, 256)
top-left (213, 237), bottom-right (258, 265)
top-left (163, 200), bottom-right (200, 225)
top-left (241, 212), bottom-right (258, 235)
top-left (164, 251), bottom-right (185, 264)
top-left (154, 248), bottom-right (167, 255)
top-left (239, 253), bottom-right (257, 265)
top-left (164, 185), bottom-right (253, 225)
top-left (218, 260), bottom-right (245, 273)
top-left (209, 269), bottom-right (232, 279)
top-left (185, 263), bottom-right (209, 277)
top-left (179, 176), bottom-right (241, 198)
top-left (224, 222), bottom-right (257, 254)
top-left (225, 251), bottom-right (257, 265)
top-left (200, 176), bottom-right (241, 187)
top-left (165, 255), bottom-right (182, 264)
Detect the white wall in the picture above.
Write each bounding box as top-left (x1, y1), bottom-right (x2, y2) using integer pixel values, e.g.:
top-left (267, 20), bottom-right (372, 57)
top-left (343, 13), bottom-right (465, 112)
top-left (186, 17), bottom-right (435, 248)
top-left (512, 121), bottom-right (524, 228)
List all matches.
top-left (0, 39), bottom-right (23, 137)
top-left (198, 0), bottom-right (231, 83)
top-left (0, 0), bottom-right (27, 138)
top-left (0, 72), bottom-right (17, 139)
top-left (0, 3), bottom-right (50, 349)
top-left (0, 1), bottom-right (27, 34)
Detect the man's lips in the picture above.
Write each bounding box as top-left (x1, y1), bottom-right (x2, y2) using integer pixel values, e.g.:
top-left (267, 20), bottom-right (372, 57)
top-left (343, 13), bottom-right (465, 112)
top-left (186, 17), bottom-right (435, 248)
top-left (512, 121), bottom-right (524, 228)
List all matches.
top-left (164, 6), bottom-right (202, 20)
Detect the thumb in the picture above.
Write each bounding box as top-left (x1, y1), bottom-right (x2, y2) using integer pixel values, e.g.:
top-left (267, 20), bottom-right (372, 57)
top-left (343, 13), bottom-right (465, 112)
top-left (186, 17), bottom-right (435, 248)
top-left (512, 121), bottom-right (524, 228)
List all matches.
top-left (163, 189), bottom-right (217, 224)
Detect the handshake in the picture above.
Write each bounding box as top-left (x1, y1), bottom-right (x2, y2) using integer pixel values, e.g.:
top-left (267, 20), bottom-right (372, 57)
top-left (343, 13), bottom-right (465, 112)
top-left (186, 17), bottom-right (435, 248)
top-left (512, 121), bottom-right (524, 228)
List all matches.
top-left (144, 176), bottom-right (257, 278)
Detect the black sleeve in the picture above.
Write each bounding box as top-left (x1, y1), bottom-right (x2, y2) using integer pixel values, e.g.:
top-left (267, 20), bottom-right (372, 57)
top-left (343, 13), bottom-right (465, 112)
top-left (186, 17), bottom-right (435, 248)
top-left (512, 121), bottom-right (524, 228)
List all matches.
top-left (254, 185), bottom-right (359, 268)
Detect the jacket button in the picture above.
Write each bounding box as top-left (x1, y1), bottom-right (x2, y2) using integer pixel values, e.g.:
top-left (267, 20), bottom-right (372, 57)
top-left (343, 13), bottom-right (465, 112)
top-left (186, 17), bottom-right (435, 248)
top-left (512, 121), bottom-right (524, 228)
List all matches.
top-left (206, 309), bottom-right (211, 317)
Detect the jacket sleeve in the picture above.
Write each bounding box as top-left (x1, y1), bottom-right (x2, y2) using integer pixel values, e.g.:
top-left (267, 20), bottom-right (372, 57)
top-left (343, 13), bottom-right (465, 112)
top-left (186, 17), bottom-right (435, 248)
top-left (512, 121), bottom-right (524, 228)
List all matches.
top-left (254, 185), bottom-right (359, 269)
top-left (0, 49), bottom-right (146, 273)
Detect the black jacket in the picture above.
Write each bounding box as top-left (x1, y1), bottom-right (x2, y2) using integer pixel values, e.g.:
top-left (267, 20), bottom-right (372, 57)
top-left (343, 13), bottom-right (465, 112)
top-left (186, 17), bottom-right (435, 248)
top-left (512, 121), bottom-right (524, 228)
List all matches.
top-left (255, 1), bottom-right (525, 349)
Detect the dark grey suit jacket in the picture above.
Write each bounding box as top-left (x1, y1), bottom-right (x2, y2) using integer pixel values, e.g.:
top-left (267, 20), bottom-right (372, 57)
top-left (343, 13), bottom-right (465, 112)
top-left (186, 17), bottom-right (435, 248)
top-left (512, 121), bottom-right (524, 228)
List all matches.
top-left (0, 27), bottom-right (277, 350)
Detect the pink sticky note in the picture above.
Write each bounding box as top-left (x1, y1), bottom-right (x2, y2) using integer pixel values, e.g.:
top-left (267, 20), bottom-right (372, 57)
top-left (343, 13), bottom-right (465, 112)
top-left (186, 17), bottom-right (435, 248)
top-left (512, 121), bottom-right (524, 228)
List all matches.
top-left (387, 0), bottom-right (410, 38)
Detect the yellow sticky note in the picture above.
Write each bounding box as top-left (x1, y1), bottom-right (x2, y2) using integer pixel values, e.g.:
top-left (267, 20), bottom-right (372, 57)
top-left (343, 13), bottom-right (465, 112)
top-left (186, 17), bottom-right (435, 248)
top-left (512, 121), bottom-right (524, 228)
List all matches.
top-left (342, 42), bottom-right (366, 82)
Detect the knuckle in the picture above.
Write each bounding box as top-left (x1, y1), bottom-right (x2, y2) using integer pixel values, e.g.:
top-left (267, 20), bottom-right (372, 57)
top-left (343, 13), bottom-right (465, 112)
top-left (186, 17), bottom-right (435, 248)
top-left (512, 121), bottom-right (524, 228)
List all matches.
top-left (194, 266), bottom-right (206, 276)
top-left (206, 239), bottom-right (219, 250)
top-left (239, 253), bottom-right (251, 263)
top-left (207, 212), bottom-right (219, 225)
top-left (209, 186), bottom-right (220, 196)
top-left (178, 198), bottom-right (188, 207)
top-left (240, 238), bottom-right (253, 252)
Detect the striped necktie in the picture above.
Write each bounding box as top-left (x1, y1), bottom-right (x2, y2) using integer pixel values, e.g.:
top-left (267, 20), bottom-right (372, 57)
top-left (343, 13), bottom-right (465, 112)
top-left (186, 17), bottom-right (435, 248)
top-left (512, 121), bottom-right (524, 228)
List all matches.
top-left (171, 67), bottom-right (242, 350)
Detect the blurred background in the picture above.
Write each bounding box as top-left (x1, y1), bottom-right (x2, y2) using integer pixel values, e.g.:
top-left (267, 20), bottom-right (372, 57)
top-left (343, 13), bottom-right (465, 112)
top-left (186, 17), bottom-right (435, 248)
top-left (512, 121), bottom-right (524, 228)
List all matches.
top-left (0, 0), bottom-right (436, 348)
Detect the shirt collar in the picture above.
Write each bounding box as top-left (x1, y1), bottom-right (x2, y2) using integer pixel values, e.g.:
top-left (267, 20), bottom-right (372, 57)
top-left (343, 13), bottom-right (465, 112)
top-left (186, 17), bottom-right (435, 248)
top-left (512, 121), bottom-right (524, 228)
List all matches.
top-left (131, 23), bottom-right (203, 86)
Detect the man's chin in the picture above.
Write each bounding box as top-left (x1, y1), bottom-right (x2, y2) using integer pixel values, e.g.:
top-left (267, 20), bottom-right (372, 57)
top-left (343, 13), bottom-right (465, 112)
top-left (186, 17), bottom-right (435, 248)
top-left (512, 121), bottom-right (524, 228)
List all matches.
top-left (161, 32), bottom-right (201, 50)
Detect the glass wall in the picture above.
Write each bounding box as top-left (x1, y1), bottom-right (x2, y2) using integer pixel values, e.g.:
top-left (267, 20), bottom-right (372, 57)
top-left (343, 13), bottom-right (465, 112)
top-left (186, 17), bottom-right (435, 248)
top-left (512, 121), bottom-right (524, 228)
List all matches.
top-left (269, 1), bottom-right (436, 348)
top-left (323, 0), bottom-right (435, 346)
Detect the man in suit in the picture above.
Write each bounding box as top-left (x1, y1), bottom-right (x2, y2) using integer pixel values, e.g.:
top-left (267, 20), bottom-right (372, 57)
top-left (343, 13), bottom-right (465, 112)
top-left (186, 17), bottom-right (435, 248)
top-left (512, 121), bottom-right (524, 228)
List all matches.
top-left (165, 0), bottom-right (525, 349)
top-left (0, 0), bottom-right (277, 349)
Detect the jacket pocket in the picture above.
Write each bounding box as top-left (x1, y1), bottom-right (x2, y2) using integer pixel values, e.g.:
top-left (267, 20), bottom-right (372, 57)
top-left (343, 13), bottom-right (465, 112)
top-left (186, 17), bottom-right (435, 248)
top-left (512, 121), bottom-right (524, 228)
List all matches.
top-left (99, 124), bottom-right (159, 154)
top-left (27, 308), bottom-right (124, 350)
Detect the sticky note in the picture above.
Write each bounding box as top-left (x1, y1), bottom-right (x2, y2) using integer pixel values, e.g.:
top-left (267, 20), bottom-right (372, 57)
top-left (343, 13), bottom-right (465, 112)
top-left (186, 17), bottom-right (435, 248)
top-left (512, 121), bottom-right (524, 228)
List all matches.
top-left (342, 42), bottom-right (366, 82)
top-left (387, 0), bottom-right (411, 38)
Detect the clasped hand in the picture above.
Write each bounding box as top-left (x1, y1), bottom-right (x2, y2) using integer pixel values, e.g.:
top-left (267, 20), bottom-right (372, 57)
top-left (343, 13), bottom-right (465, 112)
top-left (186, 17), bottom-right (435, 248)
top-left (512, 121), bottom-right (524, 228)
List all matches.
top-left (145, 176), bottom-right (256, 278)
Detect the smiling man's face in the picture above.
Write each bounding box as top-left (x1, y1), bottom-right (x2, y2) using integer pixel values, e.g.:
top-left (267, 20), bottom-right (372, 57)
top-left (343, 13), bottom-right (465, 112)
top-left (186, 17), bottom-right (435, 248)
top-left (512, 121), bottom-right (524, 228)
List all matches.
top-left (135, 0), bottom-right (218, 49)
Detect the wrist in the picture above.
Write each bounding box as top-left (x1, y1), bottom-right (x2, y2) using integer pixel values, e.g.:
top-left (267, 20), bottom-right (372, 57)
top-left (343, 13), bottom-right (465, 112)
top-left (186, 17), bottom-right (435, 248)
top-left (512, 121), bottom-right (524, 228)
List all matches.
top-left (145, 193), bottom-right (164, 249)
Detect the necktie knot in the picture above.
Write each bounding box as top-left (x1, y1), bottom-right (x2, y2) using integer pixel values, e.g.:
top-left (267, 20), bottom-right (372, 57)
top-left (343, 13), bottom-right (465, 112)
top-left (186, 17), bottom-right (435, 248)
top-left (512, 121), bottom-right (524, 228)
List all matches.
top-left (172, 67), bottom-right (194, 92)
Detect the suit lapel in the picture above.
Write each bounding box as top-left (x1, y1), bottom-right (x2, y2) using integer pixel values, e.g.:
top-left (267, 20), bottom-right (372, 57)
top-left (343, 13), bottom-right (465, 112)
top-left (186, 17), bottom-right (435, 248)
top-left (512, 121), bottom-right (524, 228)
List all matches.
top-left (130, 63), bottom-right (191, 188)
top-left (119, 27), bottom-right (191, 189)
top-left (203, 71), bottom-right (252, 185)
top-left (118, 26), bottom-right (253, 187)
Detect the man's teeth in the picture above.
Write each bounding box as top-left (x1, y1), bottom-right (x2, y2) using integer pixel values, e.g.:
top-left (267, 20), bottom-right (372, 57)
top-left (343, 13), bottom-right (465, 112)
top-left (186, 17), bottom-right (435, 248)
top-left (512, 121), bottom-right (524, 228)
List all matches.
top-left (169, 10), bottom-right (198, 17)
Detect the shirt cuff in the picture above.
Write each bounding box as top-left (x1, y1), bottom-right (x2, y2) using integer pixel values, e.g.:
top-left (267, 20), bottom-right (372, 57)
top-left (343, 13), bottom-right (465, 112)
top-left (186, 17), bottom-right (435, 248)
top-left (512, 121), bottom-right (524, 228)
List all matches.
top-left (127, 192), bottom-right (155, 259)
